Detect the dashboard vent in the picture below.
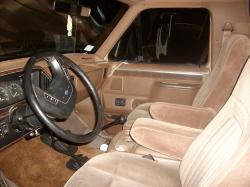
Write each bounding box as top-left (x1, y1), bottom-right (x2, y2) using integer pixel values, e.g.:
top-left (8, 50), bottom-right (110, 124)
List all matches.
top-left (40, 71), bottom-right (51, 90)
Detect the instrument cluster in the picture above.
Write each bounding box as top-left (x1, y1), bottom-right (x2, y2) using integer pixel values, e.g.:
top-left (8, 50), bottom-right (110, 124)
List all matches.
top-left (0, 73), bottom-right (24, 108)
top-left (0, 69), bottom-right (50, 151)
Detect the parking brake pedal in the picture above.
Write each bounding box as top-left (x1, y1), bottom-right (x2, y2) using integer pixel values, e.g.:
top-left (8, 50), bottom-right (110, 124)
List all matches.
top-left (66, 154), bottom-right (89, 171)
top-left (40, 133), bottom-right (89, 171)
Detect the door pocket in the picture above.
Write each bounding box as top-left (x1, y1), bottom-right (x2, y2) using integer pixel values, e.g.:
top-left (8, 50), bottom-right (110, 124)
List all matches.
top-left (150, 81), bottom-right (201, 105)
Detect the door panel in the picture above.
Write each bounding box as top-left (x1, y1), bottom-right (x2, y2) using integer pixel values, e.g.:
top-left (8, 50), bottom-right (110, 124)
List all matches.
top-left (102, 62), bottom-right (209, 116)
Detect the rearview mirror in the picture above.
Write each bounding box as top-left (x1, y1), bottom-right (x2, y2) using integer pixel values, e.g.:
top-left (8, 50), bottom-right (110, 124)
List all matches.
top-left (52, 0), bottom-right (91, 17)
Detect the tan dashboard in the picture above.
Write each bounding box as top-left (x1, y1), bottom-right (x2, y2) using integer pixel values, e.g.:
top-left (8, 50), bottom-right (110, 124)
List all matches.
top-left (0, 53), bottom-right (108, 103)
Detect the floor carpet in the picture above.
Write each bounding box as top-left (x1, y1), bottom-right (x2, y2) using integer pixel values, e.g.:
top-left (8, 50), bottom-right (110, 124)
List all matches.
top-left (0, 137), bottom-right (102, 187)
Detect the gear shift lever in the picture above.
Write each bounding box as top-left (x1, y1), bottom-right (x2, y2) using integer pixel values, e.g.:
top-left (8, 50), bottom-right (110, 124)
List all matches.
top-left (102, 115), bottom-right (127, 130)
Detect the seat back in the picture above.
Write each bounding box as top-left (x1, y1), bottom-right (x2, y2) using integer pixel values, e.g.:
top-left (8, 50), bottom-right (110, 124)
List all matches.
top-left (180, 55), bottom-right (250, 187)
top-left (192, 34), bottom-right (249, 112)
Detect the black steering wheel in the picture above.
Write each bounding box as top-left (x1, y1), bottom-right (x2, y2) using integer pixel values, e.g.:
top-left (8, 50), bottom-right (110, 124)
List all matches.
top-left (24, 52), bottom-right (103, 144)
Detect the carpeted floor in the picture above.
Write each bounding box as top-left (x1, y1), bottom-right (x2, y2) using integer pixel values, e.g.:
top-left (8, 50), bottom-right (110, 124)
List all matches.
top-left (0, 137), bottom-right (102, 187)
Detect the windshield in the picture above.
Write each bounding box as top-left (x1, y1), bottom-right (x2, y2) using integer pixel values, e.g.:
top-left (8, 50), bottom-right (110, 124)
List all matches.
top-left (0, 0), bottom-right (127, 61)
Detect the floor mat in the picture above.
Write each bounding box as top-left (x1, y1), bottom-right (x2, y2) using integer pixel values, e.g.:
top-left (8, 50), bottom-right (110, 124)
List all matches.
top-left (0, 137), bottom-right (101, 187)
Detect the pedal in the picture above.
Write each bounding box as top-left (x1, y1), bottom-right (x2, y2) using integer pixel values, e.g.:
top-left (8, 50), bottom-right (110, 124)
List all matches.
top-left (40, 133), bottom-right (78, 156)
top-left (66, 154), bottom-right (89, 171)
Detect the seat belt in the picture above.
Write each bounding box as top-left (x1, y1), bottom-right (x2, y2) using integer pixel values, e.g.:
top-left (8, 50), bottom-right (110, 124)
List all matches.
top-left (222, 22), bottom-right (234, 46)
top-left (156, 13), bottom-right (175, 60)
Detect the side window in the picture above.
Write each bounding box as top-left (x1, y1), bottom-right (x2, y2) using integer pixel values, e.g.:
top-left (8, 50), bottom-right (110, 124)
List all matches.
top-left (109, 8), bottom-right (210, 65)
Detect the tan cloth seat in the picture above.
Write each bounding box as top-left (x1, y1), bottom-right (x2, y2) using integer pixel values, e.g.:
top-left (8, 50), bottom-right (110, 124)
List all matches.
top-left (108, 120), bottom-right (202, 160)
top-left (123, 34), bottom-right (249, 130)
top-left (65, 152), bottom-right (182, 187)
top-left (130, 118), bottom-right (202, 159)
top-left (124, 103), bottom-right (152, 128)
top-left (65, 56), bottom-right (250, 187)
top-left (108, 34), bottom-right (250, 158)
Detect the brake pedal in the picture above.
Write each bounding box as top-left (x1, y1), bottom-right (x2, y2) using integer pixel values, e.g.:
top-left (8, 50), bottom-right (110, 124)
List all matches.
top-left (40, 133), bottom-right (78, 156)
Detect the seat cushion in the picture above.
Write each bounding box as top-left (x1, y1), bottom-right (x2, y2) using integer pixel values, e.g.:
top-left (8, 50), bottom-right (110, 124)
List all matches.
top-left (109, 119), bottom-right (201, 160)
top-left (150, 102), bottom-right (216, 129)
top-left (0, 170), bottom-right (17, 187)
top-left (108, 130), bottom-right (170, 159)
top-left (65, 152), bottom-right (181, 187)
top-left (126, 103), bottom-right (152, 122)
top-left (123, 103), bottom-right (152, 130)
top-left (130, 118), bottom-right (201, 159)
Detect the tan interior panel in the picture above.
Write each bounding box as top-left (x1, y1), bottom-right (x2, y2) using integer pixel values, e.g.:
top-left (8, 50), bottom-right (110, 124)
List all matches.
top-left (75, 96), bottom-right (96, 130)
top-left (102, 62), bottom-right (209, 115)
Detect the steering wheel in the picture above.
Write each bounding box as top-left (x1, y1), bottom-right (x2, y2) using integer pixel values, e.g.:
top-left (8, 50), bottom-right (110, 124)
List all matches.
top-left (23, 52), bottom-right (103, 144)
